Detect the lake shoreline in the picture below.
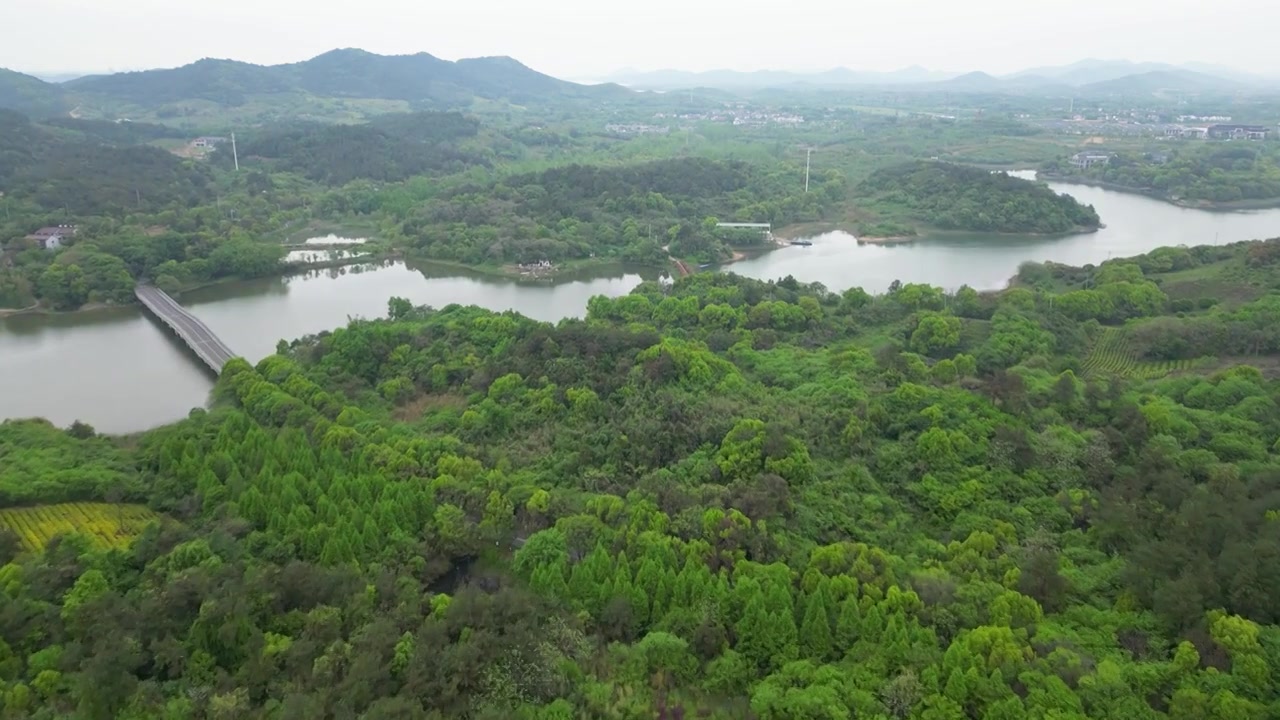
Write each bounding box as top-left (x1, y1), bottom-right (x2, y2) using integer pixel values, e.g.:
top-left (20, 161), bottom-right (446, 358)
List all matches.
top-left (0, 301), bottom-right (116, 319)
top-left (773, 215), bottom-right (1099, 246)
top-left (858, 235), bottom-right (918, 244)
top-left (0, 254), bottom-right (387, 319)
top-left (406, 255), bottom-right (670, 281)
top-left (1040, 173), bottom-right (1280, 211)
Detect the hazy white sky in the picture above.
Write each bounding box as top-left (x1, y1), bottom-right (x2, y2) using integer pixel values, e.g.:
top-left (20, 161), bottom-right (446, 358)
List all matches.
top-left (6, 0), bottom-right (1279, 78)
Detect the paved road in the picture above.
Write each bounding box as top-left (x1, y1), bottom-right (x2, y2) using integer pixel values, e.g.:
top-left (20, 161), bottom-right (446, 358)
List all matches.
top-left (135, 285), bottom-right (237, 373)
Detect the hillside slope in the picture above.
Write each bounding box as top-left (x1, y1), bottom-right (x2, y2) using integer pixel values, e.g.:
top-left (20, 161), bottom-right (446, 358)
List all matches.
top-left (0, 69), bottom-right (71, 117)
top-left (0, 110), bottom-right (213, 214)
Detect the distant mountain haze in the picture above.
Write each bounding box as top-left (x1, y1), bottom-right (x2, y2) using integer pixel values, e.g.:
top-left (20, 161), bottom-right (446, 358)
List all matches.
top-left (0, 50), bottom-right (629, 119)
top-left (7, 0), bottom-right (1280, 81)
top-left (63, 49), bottom-right (622, 104)
top-left (606, 59), bottom-right (1280, 92)
top-left (0, 50), bottom-right (1276, 122)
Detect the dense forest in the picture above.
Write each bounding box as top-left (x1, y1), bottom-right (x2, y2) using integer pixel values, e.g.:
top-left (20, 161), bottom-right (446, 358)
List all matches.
top-left (0, 107), bottom-right (853, 310)
top-left (6, 239), bottom-right (1280, 718)
top-left (41, 118), bottom-right (188, 145)
top-left (1040, 144), bottom-right (1280, 204)
top-left (218, 112), bottom-right (487, 185)
top-left (860, 162), bottom-right (1102, 234)
top-left (0, 111), bottom-right (214, 216)
top-left (1018, 237), bottom-right (1280, 361)
top-left (400, 157), bottom-right (845, 265)
top-left (0, 148), bottom-right (291, 310)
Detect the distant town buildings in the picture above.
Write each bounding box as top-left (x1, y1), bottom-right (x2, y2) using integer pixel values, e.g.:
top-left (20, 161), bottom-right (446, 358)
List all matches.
top-left (604, 124), bottom-right (669, 136)
top-left (24, 225), bottom-right (77, 251)
top-left (1206, 124), bottom-right (1270, 140)
top-left (1038, 115), bottom-right (1273, 142)
top-left (1070, 151), bottom-right (1113, 170)
top-left (651, 107), bottom-right (807, 127)
top-left (192, 136), bottom-right (227, 148)
top-left (732, 112), bottom-right (805, 127)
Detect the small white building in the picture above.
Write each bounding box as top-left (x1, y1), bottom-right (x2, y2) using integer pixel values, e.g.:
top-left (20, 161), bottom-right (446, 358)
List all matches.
top-left (24, 224), bottom-right (77, 251)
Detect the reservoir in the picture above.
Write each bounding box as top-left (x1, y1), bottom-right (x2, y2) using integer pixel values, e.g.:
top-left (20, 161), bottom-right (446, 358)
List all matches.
top-left (0, 261), bottom-right (654, 433)
top-left (731, 174), bottom-right (1280, 292)
top-left (4, 176), bottom-right (1280, 433)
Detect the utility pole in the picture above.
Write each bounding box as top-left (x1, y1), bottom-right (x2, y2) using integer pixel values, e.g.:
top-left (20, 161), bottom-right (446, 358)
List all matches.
top-left (804, 148), bottom-right (812, 193)
top-left (231, 132), bottom-right (240, 171)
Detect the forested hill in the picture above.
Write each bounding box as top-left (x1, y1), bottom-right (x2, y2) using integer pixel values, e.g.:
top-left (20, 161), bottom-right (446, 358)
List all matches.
top-left (401, 156), bottom-right (847, 265)
top-left (49, 49), bottom-right (628, 111)
top-left (861, 161), bottom-right (1103, 233)
top-left (0, 68), bottom-right (70, 118)
top-left (8, 241), bottom-right (1280, 717)
top-left (0, 110), bottom-right (214, 215)
top-left (218, 111), bottom-right (487, 185)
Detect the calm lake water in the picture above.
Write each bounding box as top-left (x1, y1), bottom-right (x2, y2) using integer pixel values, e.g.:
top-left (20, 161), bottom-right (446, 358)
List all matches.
top-left (4, 176), bottom-right (1280, 433)
top-left (0, 261), bottom-right (654, 433)
top-left (731, 173), bottom-right (1280, 292)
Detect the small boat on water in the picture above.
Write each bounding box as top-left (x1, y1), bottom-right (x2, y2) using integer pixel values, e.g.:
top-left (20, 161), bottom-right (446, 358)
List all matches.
top-left (790, 240), bottom-right (813, 247)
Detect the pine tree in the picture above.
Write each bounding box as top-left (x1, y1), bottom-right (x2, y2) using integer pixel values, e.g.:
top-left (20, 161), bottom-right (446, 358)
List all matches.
top-left (628, 580), bottom-right (651, 630)
top-left (731, 576), bottom-right (763, 624)
top-left (816, 576), bottom-right (839, 627)
top-left (763, 582), bottom-right (794, 618)
top-left (652, 570), bottom-right (675, 622)
top-left (614, 551), bottom-right (633, 584)
top-left (568, 560), bottom-right (601, 615)
top-left (835, 595), bottom-right (862, 652)
top-left (673, 561), bottom-right (697, 609)
top-left (734, 595), bottom-right (773, 670)
top-left (545, 559), bottom-right (571, 601)
top-left (861, 604), bottom-right (886, 644)
top-left (799, 590), bottom-right (833, 661)
top-left (634, 558), bottom-right (663, 597)
top-left (771, 609), bottom-right (799, 671)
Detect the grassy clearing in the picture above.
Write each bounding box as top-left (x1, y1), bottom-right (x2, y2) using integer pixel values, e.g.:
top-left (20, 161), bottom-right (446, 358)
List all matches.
top-left (1082, 327), bottom-right (1204, 380)
top-left (1156, 257), bottom-right (1272, 309)
top-left (0, 503), bottom-right (161, 552)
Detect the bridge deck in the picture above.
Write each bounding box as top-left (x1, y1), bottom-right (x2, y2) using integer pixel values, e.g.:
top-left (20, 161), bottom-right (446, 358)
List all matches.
top-left (135, 285), bottom-right (237, 373)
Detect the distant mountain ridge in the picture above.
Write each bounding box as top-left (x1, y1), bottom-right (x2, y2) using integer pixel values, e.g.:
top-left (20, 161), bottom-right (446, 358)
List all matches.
top-left (1076, 69), bottom-right (1249, 95)
top-left (0, 49), bottom-right (629, 120)
top-left (606, 58), bottom-right (1280, 94)
top-left (4, 51), bottom-right (1277, 121)
top-left (65, 48), bottom-right (626, 105)
top-left (606, 66), bottom-right (957, 89)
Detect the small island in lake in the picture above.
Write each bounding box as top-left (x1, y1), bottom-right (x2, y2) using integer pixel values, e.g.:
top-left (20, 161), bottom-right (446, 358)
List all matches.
top-left (858, 160), bottom-right (1103, 234)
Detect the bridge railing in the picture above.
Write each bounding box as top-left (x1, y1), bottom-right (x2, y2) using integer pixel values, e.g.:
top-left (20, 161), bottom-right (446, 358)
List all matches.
top-left (134, 285), bottom-right (237, 374)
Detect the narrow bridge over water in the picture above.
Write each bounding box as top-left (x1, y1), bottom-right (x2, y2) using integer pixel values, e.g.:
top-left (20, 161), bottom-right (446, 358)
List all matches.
top-left (135, 285), bottom-right (237, 373)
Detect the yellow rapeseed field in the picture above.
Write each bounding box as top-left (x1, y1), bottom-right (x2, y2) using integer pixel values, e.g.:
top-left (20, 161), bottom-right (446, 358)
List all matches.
top-left (0, 503), bottom-right (161, 552)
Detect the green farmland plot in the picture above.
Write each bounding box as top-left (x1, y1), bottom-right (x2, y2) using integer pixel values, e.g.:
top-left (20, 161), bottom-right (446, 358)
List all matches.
top-left (1082, 327), bottom-right (1204, 379)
